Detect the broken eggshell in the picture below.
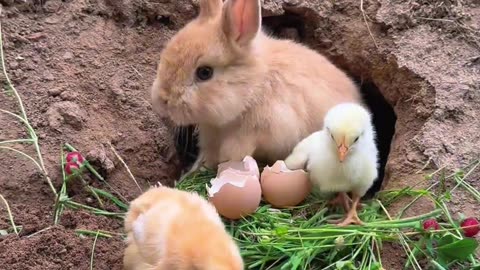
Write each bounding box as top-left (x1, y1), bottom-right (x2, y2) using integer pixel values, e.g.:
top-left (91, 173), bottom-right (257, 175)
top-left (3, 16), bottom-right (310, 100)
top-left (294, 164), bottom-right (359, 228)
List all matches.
top-left (260, 160), bottom-right (311, 208)
top-left (217, 156), bottom-right (260, 179)
top-left (207, 170), bottom-right (262, 220)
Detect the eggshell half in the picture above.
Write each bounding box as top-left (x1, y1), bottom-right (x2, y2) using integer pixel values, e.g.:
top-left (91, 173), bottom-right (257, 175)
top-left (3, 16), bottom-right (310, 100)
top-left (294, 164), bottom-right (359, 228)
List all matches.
top-left (260, 160), bottom-right (311, 208)
top-left (217, 156), bottom-right (260, 179)
top-left (207, 170), bottom-right (262, 220)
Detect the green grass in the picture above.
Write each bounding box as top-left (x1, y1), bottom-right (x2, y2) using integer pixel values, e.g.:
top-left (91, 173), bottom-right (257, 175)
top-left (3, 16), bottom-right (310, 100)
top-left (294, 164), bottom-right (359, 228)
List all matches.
top-left (90, 230), bottom-right (101, 270)
top-left (0, 21), bottom-right (128, 226)
top-left (177, 162), bottom-right (480, 270)
top-left (0, 194), bottom-right (20, 236)
top-left (53, 143), bottom-right (128, 224)
top-left (0, 23), bottom-right (57, 197)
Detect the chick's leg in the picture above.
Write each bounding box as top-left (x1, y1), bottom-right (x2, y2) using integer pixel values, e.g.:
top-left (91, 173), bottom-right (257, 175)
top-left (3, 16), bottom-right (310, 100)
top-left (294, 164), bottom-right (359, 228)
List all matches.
top-left (328, 192), bottom-right (350, 212)
top-left (337, 193), bottom-right (363, 226)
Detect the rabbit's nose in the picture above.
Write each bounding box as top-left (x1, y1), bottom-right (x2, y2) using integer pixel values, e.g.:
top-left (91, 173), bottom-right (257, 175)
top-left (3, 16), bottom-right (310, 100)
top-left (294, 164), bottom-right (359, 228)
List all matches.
top-left (151, 95), bottom-right (168, 116)
top-left (159, 98), bottom-right (168, 105)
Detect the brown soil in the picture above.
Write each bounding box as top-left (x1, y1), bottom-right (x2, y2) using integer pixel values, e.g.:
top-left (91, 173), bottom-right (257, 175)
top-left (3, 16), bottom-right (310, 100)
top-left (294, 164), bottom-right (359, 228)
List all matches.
top-left (0, 0), bottom-right (478, 269)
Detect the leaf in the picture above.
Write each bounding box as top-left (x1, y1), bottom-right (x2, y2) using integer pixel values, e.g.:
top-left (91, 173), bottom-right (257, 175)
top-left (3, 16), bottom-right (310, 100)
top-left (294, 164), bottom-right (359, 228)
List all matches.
top-left (274, 226), bottom-right (289, 237)
top-left (436, 238), bottom-right (479, 260)
top-left (425, 238), bottom-right (434, 256)
top-left (443, 191), bottom-right (451, 201)
top-left (404, 241), bottom-right (424, 270)
top-left (455, 169), bottom-right (465, 178)
top-left (336, 261), bottom-right (356, 270)
top-left (370, 262), bottom-right (382, 270)
top-left (90, 188), bottom-right (128, 211)
top-left (437, 235), bottom-right (455, 247)
top-left (430, 259), bottom-right (448, 270)
top-left (289, 254), bottom-right (303, 270)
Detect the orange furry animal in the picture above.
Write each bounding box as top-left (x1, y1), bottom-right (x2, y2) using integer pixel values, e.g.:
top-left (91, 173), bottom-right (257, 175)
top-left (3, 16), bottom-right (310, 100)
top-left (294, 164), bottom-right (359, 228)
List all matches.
top-left (151, 0), bottom-right (362, 170)
top-left (123, 186), bottom-right (244, 270)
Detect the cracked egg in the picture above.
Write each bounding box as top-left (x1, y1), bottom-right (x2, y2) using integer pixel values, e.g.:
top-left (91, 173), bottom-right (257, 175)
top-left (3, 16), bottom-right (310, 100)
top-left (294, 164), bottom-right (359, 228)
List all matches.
top-left (206, 156), bottom-right (261, 220)
top-left (260, 160), bottom-right (311, 208)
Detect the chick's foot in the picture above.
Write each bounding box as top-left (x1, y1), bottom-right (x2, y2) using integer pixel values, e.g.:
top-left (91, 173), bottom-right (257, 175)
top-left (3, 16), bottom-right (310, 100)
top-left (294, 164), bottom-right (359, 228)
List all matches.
top-left (336, 212), bottom-right (363, 226)
top-left (336, 194), bottom-right (364, 226)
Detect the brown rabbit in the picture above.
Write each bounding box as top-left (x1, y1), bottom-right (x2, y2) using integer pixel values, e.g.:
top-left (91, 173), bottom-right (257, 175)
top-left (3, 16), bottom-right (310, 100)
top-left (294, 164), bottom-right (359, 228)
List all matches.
top-left (151, 0), bottom-right (362, 170)
top-left (123, 186), bottom-right (244, 270)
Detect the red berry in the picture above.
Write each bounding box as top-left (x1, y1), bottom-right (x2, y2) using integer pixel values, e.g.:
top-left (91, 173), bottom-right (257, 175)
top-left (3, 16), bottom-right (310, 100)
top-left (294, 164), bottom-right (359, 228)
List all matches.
top-left (423, 219), bottom-right (440, 231)
top-left (65, 162), bottom-right (80, 175)
top-left (66, 151), bottom-right (85, 165)
top-left (461, 217), bottom-right (479, 238)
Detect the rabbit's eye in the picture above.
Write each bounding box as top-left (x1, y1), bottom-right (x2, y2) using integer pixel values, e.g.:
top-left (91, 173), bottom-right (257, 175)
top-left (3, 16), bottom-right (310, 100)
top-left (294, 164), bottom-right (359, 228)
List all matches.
top-left (196, 66), bottom-right (214, 81)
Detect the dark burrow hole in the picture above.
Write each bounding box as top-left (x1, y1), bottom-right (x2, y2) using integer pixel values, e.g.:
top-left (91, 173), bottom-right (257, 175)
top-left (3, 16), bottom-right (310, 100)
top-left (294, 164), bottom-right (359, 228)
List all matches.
top-left (173, 14), bottom-right (397, 198)
top-left (174, 125), bottom-right (199, 170)
top-left (355, 79), bottom-right (397, 198)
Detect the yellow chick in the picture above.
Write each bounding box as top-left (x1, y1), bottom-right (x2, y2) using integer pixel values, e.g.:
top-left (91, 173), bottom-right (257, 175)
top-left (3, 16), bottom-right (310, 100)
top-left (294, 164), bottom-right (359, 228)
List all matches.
top-left (123, 186), bottom-right (244, 269)
top-left (285, 102), bottom-right (379, 226)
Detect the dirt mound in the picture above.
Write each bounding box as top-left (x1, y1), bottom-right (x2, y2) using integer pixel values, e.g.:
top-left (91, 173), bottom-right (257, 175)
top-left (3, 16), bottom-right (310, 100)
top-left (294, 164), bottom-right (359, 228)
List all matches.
top-left (0, 0), bottom-right (478, 269)
top-left (0, 225), bottom-right (123, 270)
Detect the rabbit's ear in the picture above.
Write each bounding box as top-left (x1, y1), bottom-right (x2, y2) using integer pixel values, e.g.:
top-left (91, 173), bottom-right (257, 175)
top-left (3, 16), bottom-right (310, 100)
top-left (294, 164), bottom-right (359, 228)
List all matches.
top-left (199, 0), bottom-right (223, 19)
top-left (222, 0), bottom-right (261, 47)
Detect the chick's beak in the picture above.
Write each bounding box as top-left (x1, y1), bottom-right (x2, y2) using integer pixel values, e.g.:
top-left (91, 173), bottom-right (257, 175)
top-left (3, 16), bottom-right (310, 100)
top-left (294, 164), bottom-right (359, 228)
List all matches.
top-left (338, 138), bottom-right (349, 162)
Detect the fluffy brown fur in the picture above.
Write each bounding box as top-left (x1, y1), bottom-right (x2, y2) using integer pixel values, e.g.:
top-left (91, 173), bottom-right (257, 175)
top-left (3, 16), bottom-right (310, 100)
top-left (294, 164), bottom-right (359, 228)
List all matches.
top-left (151, 0), bottom-right (362, 168)
top-left (123, 186), bottom-right (243, 270)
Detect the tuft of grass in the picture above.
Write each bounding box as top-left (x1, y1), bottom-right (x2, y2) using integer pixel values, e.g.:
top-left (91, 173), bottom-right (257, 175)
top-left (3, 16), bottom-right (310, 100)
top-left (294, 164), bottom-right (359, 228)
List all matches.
top-left (54, 143), bottom-right (127, 224)
top-left (108, 142), bottom-right (143, 193)
top-left (75, 229), bottom-right (125, 238)
top-left (0, 23), bottom-right (56, 196)
top-left (90, 231), bottom-right (100, 270)
top-left (177, 161), bottom-right (480, 270)
top-left (0, 194), bottom-right (19, 235)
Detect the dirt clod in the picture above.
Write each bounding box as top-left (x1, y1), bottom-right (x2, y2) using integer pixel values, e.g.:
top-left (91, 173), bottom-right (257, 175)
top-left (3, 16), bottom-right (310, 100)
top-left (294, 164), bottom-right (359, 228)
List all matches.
top-left (86, 147), bottom-right (116, 176)
top-left (46, 101), bottom-right (87, 130)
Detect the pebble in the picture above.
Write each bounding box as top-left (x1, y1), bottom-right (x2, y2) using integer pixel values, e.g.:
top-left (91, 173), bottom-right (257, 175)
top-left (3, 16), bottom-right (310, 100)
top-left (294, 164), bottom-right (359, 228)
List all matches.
top-left (45, 17), bottom-right (60, 25)
top-left (60, 91), bottom-right (79, 101)
top-left (44, 72), bottom-right (55, 81)
top-left (26, 32), bottom-right (46, 41)
top-left (43, 1), bottom-right (62, 13)
top-left (48, 87), bottom-right (64, 96)
top-left (62, 51), bottom-right (74, 60)
top-left (10, 61), bottom-right (19, 69)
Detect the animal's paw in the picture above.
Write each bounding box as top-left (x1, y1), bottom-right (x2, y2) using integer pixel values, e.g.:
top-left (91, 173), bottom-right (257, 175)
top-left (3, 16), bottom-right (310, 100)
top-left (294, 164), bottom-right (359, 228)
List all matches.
top-left (336, 214), bottom-right (363, 227)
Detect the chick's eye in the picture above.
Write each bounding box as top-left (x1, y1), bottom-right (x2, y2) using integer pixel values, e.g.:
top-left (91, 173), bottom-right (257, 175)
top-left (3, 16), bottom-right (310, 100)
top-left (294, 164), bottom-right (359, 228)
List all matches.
top-left (353, 137), bottom-right (359, 143)
top-left (195, 66), bottom-right (214, 81)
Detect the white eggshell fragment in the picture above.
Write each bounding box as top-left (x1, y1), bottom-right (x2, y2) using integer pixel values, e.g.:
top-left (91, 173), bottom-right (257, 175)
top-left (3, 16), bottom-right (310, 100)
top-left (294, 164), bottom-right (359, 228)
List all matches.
top-left (260, 160), bottom-right (311, 208)
top-left (207, 157), bottom-right (262, 220)
top-left (217, 156), bottom-right (260, 179)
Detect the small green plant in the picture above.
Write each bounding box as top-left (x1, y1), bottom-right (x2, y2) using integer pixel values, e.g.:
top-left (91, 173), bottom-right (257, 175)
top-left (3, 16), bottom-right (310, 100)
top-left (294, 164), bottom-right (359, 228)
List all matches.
top-left (54, 143), bottom-right (128, 224)
top-left (177, 161), bottom-right (480, 270)
top-left (0, 23), bottom-right (57, 197)
top-left (0, 194), bottom-right (21, 236)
